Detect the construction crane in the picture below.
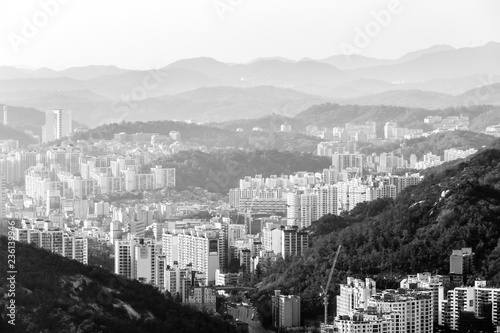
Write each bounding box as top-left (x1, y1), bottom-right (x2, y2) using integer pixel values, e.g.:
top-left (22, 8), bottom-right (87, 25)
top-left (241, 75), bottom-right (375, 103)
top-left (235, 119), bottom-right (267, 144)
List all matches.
top-left (245, 195), bottom-right (256, 235)
top-left (320, 245), bottom-right (342, 325)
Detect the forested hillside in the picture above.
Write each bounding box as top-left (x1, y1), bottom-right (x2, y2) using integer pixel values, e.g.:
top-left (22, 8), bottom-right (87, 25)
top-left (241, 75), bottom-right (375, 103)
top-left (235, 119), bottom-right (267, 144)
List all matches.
top-left (213, 103), bottom-right (500, 135)
top-left (0, 124), bottom-right (37, 146)
top-left (0, 236), bottom-right (235, 333)
top-left (358, 130), bottom-right (495, 158)
top-left (154, 149), bottom-right (331, 194)
top-left (256, 139), bottom-right (500, 321)
top-left (72, 120), bottom-right (320, 152)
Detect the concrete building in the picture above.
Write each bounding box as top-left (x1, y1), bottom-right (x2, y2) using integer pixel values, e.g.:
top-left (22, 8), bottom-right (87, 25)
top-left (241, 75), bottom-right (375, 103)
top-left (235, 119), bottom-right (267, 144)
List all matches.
top-left (384, 122), bottom-right (397, 140)
top-left (281, 226), bottom-right (308, 258)
top-left (42, 109), bottom-right (72, 143)
top-left (3, 106), bottom-right (7, 125)
top-left (163, 229), bottom-right (220, 284)
top-left (280, 123), bottom-right (292, 132)
top-left (331, 153), bottom-right (363, 173)
top-left (299, 192), bottom-right (319, 229)
top-left (14, 227), bottom-right (88, 264)
top-left (114, 238), bottom-right (161, 284)
top-left (444, 148), bottom-right (478, 162)
top-left (450, 247), bottom-right (474, 275)
top-left (187, 286), bottom-right (217, 312)
top-left (440, 281), bottom-right (500, 332)
top-left (215, 268), bottom-right (239, 286)
top-left (0, 173), bottom-right (5, 218)
top-left (367, 289), bottom-right (433, 333)
top-left (162, 263), bottom-right (192, 300)
top-left (62, 236), bottom-right (89, 264)
top-left (271, 291), bottom-right (301, 328)
top-left (337, 277), bottom-right (377, 317)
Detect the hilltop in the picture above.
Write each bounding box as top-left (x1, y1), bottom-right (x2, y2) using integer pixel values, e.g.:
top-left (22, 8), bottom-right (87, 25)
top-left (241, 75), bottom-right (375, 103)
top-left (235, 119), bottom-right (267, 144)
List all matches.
top-left (213, 103), bottom-right (500, 135)
top-left (72, 120), bottom-right (321, 152)
top-left (358, 130), bottom-right (496, 158)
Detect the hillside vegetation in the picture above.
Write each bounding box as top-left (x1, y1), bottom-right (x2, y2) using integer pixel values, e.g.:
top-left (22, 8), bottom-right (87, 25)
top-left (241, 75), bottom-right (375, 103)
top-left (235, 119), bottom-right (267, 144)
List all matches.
top-left (0, 236), bottom-right (235, 333)
top-left (0, 124), bottom-right (37, 146)
top-left (72, 120), bottom-right (321, 152)
top-left (256, 139), bottom-right (500, 321)
top-left (358, 130), bottom-right (495, 158)
top-left (155, 149), bottom-right (331, 194)
top-left (213, 104), bottom-right (500, 136)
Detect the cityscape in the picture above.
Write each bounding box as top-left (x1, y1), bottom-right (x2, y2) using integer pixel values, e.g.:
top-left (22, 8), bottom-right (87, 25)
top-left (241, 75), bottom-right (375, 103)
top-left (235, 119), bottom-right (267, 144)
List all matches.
top-left (1, 1), bottom-right (500, 333)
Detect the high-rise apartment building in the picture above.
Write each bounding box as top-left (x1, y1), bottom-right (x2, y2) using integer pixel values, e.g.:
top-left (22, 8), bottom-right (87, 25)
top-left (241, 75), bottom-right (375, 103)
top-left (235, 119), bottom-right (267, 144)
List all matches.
top-left (384, 122), bottom-right (397, 139)
top-left (0, 173), bottom-right (5, 217)
top-left (114, 238), bottom-right (161, 284)
top-left (62, 236), bottom-right (89, 264)
top-left (42, 109), bottom-right (72, 143)
top-left (450, 247), bottom-right (474, 275)
top-left (271, 291), bottom-right (301, 328)
top-left (151, 165), bottom-right (176, 188)
top-left (115, 239), bottom-right (134, 279)
top-left (14, 228), bottom-right (88, 264)
top-left (281, 226), bottom-right (308, 258)
top-left (299, 192), bottom-right (319, 229)
top-left (213, 218), bottom-right (230, 271)
top-left (317, 185), bottom-right (339, 217)
top-left (2, 106), bottom-right (7, 125)
top-left (331, 153), bottom-right (363, 173)
top-left (439, 281), bottom-right (500, 331)
top-left (368, 290), bottom-right (433, 333)
top-left (163, 229), bottom-right (220, 284)
top-left (336, 277), bottom-right (377, 317)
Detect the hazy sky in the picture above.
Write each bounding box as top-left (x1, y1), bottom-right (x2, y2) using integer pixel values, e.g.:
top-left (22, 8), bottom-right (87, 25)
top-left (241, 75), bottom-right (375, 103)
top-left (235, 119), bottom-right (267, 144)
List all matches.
top-left (1, 0), bottom-right (499, 70)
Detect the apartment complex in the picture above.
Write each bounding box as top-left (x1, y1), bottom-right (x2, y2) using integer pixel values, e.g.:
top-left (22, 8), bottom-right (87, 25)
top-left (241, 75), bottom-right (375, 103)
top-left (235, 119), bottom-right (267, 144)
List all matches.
top-left (13, 227), bottom-right (88, 264)
top-left (162, 229), bottom-right (220, 284)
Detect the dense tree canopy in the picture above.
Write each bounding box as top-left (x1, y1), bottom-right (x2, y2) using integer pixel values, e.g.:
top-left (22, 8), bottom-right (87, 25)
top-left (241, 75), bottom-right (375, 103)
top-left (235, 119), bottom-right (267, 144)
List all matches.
top-left (155, 149), bottom-right (331, 193)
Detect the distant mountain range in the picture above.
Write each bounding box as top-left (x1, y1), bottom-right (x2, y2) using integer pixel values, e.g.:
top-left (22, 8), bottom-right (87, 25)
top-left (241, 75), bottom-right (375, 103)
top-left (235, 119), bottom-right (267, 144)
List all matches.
top-left (336, 83), bottom-right (500, 109)
top-left (1, 42), bottom-right (500, 128)
top-left (317, 44), bottom-right (455, 70)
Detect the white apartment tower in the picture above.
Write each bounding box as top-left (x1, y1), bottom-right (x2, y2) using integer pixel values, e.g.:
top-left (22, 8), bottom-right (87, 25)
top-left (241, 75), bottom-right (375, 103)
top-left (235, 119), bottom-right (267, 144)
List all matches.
top-left (368, 290), bottom-right (433, 333)
top-left (317, 185), bottom-right (339, 217)
top-left (299, 192), bottom-right (319, 228)
top-left (0, 173), bottom-right (5, 217)
top-left (114, 238), bottom-right (161, 284)
top-left (42, 109), bottom-right (72, 143)
top-left (3, 106), bottom-right (7, 125)
top-left (14, 228), bottom-right (88, 264)
top-left (337, 277), bottom-right (377, 316)
top-left (384, 122), bottom-right (397, 140)
top-left (162, 230), bottom-right (220, 284)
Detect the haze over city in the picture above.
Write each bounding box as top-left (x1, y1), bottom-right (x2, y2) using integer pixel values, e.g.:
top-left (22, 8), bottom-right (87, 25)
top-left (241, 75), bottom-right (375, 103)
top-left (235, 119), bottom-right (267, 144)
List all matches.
top-left (1, 0), bottom-right (500, 69)
top-left (2, 1), bottom-right (500, 333)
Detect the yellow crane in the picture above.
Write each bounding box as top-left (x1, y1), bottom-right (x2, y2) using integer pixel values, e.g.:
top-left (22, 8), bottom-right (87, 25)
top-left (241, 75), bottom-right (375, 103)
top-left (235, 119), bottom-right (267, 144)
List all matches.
top-left (320, 245), bottom-right (342, 325)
